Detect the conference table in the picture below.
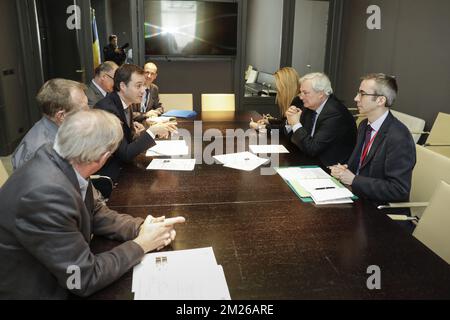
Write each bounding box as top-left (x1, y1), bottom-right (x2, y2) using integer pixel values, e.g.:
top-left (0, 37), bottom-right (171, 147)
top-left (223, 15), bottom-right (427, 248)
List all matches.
top-left (89, 111), bottom-right (450, 300)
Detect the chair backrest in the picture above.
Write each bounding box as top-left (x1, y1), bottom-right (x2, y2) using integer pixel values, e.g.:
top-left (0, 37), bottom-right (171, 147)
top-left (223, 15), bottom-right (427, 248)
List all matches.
top-left (0, 161), bottom-right (9, 188)
top-left (426, 112), bottom-right (450, 144)
top-left (425, 112), bottom-right (450, 158)
top-left (391, 110), bottom-right (426, 144)
top-left (413, 181), bottom-right (450, 264)
top-left (410, 145), bottom-right (450, 218)
top-left (159, 94), bottom-right (193, 111)
top-left (201, 94), bottom-right (235, 111)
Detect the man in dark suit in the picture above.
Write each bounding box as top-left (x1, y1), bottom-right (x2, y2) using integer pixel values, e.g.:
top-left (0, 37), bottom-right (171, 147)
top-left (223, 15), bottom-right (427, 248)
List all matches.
top-left (85, 61), bottom-right (118, 107)
top-left (94, 64), bottom-right (177, 197)
top-left (103, 34), bottom-right (126, 66)
top-left (0, 110), bottom-right (185, 299)
top-left (285, 72), bottom-right (356, 166)
top-left (330, 73), bottom-right (416, 203)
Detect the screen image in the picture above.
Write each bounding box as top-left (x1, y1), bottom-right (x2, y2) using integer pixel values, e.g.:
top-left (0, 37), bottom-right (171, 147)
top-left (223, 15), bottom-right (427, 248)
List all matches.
top-left (144, 1), bottom-right (238, 56)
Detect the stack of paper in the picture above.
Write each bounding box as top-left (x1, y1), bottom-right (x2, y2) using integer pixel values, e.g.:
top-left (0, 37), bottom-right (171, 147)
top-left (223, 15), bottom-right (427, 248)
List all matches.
top-left (132, 247), bottom-right (231, 300)
top-left (275, 167), bottom-right (354, 204)
top-left (297, 179), bottom-right (354, 204)
top-left (146, 140), bottom-right (189, 157)
top-left (276, 167), bottom-right (330, 180)
top-left (249, 144), bottom-right (289, 154)
top-left (213, 151), bottom-right (269, 171)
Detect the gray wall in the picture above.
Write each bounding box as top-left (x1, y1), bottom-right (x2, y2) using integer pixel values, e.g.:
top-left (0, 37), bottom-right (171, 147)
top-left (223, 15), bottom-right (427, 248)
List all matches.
top-left (245, 0), bottom-right (283, 73)
top-left (154, 60), bottom-right (235, 113)
top-left (336, 0), bottom-right (450, 130)
top-left (0, 0), bottom-right (32, 155)
top-left (292, 0), bottom-right (329, 76)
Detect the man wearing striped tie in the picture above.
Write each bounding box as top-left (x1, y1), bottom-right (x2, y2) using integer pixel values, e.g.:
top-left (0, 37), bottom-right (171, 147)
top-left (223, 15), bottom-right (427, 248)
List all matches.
top-left (330, 73), bottom-right (416, 203)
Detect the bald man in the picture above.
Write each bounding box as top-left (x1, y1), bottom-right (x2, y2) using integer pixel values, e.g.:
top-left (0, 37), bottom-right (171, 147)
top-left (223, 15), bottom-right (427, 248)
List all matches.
top-left (132, 62), bottom-right (164, 123)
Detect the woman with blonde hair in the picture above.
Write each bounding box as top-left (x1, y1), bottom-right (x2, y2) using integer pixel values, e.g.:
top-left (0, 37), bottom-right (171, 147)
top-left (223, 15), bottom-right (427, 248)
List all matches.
top-left (250, 67), bottom-right (303, 130)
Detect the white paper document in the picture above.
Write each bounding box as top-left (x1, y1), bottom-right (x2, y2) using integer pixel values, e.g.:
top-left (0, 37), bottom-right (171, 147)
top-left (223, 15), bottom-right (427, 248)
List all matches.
top-left (276, 167), bottom-right (330, 181)
top-left (296, 178), bottom-right (353, 204)
top-left (147, 158), bottom-right (196, 171)
top-left (309, 187), bottom-right (354, 203)
top-left (313, 198), bottom-right (354, 205)
top-left (146, 140), bottom-right (189, 157)
top-left (146, 116), bottom-right (176, 123)
top-left (296, 178), bottom-right (339, 193)
top-left (249, 144), bottom-right (289, 154)
top-left (213, 152), bottom-right (269, 171)
top-left (132, 247), bottom-right (231, 300)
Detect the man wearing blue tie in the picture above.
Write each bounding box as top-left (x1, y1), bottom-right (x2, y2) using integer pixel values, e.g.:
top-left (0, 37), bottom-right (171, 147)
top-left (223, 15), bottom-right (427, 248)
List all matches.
top-left (330, 73), bottom-right (416, 203)
top-left (285, 72), bottom-right (356, 166)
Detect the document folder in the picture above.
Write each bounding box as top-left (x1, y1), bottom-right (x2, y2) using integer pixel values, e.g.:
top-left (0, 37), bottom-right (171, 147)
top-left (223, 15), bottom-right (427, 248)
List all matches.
top-left (276, 166), bottom-right (358, 203)
top-left (162, 110), bottom-right (198, 119)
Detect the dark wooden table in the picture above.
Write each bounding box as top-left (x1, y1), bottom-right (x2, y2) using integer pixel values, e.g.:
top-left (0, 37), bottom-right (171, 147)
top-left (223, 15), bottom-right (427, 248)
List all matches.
top-left (89, 111), bottom-right (450, 299)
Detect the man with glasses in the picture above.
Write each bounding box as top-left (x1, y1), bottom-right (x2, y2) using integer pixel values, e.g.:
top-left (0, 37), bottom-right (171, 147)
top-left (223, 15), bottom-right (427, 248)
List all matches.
top-left (330, 73), bottom-right (416, 203)
top-left (86, 61), bottom-right (119, 107)
top-left (132, 62), bottom-right (164, 124)
top-left (285, 72), bottom-right (357, 166)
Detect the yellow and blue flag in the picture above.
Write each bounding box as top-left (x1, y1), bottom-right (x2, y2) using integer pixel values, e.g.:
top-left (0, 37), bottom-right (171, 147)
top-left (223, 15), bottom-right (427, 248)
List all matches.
top-left (91, 8), bottom-right (101, 69)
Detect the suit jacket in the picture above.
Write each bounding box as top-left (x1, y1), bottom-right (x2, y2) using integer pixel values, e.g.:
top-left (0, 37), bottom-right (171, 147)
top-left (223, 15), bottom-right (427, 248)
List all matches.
top-left (11, 116), bottom-right (59, 170)
top-left (85, 80), bottom-right (106, 107)
top-left (103, 44), bottom-right (126, 66)
top-left (131, 84), bottom-right (162, 123)
top-left (94, 92), bottom-right (156, 182)
top-left (290, 95), bottom-right (357, 166)
top-left (267, 96), bottom-right (304, 130)
top-left (0, 144), bottom-right (144, 299)
top-left (348, 112), bottom-right (416, 203)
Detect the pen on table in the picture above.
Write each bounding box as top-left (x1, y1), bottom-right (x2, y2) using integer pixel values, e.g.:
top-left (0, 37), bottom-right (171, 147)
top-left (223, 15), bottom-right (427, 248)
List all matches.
top-left (315, 187), bottom-right (336, 190)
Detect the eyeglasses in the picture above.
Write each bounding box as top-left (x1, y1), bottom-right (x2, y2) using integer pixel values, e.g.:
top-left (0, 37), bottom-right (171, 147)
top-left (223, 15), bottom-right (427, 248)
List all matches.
top-left (356, 91), bottom-right (383, 98)
top-left (105, 73), bottom-right (114, 80)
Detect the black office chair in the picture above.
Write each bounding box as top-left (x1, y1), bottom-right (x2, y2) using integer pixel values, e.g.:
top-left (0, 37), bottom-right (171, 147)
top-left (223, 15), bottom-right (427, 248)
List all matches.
top-left (90, 175), bottom-right (115, 200)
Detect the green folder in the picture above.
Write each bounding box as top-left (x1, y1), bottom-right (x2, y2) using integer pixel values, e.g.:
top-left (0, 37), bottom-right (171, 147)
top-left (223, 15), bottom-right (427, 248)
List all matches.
top-left (275, 166), bottom-right (358, 203)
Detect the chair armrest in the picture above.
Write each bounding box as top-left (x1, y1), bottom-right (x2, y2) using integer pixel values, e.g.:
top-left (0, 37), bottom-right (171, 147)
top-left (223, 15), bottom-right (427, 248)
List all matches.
top-left (90, 175), bottom-right (115, 200)
top-left (424, 143), bottom-right (450, 147)
top-left (377, 202), bottom-right (429, 209)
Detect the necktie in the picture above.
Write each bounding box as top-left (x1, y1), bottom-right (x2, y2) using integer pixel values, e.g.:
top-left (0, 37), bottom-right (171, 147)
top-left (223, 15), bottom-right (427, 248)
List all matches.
top-left (310, 111), bottom-right (318, 137)
top-left (124, 107), bottom-right (131, 127)
top-left (142, 89), bottom-right (150, 113)
top-left (357, 125), bottom-right (373, 173)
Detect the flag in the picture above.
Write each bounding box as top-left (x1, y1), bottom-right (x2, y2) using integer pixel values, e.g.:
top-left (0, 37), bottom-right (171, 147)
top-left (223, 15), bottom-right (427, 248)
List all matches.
top-left (91, 8), bottom-right (101, 69)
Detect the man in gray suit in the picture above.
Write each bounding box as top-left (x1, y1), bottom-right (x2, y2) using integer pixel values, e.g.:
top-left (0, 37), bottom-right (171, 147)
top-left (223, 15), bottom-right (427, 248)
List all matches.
top-left (11, 79), bottom-right (89, 170)
top-left (0, 109), bottom-right (185, 299)
top-left (85, 61), bottom-right (118, 107)
top-left (132, 62), bottom-right (164, 123)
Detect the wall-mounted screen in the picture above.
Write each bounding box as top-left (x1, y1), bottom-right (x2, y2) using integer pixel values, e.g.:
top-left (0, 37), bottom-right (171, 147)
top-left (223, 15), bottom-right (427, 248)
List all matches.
top-left (144, 0), bottom-right (238, 57)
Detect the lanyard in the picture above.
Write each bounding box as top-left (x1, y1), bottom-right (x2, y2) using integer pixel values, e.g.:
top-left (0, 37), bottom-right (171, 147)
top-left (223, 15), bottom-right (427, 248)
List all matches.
top-left (359, 131), bottom-right (378, 167)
